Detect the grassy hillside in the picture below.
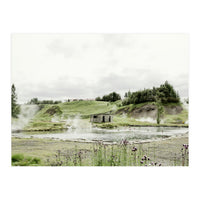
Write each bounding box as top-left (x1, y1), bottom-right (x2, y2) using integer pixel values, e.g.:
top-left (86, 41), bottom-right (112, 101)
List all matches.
top-left (24, 100), bottom-right (119, 131)
top-left (23, 100), bottom-right (188, 131)
top-left (59, 100), bottom-right (117, 116)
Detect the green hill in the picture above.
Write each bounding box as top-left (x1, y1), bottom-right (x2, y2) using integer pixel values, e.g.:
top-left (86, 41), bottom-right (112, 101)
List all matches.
top-left (24, 100), bottom-right (119, 131)
top-left (23, 100), bottom-right (188, 131)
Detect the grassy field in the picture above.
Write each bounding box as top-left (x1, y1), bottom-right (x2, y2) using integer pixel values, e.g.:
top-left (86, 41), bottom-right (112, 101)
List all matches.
top-left (11, 134), bottom-right (189, 166)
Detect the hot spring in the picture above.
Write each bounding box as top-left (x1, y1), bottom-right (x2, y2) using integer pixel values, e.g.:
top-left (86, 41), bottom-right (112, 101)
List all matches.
top-left (12, 126), bottom-right (188, 144)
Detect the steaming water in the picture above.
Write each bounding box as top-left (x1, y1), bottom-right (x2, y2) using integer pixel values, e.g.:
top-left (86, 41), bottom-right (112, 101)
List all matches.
top-left (12, 108), bottom-right (188, 143)
top-left (11, 105), bottom-right (39, 131)
top-left (12, 126), bottom-right (188, 144)
top-left (136, 117), bottom-right (156, 123)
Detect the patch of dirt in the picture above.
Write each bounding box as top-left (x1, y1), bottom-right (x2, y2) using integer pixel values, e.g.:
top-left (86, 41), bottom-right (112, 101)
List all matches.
top-left (44, 106), bottom-right (62, 116)
top-left (116, 104), bottom-right (183, 119)
top-left (164, 105), bottom-right (183, 115)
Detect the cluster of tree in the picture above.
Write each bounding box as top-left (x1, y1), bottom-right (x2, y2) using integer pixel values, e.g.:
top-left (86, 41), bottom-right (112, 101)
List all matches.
top-left (27, 98), bottom-right (62, 105)
top-left (122, 81), bottom-right (180, 106)
top-left (95, 92), bottom-right (121, 102)
top-left (11, 84), bottom-right (20, 118)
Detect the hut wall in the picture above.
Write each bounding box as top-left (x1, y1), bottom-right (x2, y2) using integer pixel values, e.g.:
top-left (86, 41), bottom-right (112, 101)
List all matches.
top-left (90, 114), bottom-right (113, 123)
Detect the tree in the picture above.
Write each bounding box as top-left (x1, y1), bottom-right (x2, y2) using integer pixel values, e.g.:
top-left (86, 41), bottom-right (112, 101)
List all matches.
top-left (96, 92), bottom-right (121, 102)
top-left (155, 97), bottom-right (164, 124)
top-left (122, 81), bottom-right (180, 106)
top-left (11, 84), bottom-right (20, 118)
top-left (29, 98), bottom-right (39, 104)
top-left (95, 96), bottom-right (101, 101)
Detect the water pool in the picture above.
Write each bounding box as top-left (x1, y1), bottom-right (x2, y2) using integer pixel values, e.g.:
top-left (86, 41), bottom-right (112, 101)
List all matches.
top-left (12, 126), bottom-right (189, 144)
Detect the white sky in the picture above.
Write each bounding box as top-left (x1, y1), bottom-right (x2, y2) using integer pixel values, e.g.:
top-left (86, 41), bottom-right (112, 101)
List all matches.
top-left (11, 33), bottom-right (189, 103)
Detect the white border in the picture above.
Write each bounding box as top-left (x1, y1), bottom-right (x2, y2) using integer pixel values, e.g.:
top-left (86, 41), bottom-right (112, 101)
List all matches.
top-left (1, 1), bottom-right (199, 200)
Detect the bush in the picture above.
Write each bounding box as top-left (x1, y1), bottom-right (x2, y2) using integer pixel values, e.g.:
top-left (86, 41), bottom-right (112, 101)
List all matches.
top-left (12, 154), bottom-right (41, 166)
top-left (12, 154), bottom-right (24, 162)
top-left (44, 105), bottom-right (62, 116)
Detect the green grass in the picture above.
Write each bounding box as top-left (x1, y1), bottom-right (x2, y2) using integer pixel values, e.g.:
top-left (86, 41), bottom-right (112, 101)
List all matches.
top-left (24, 101), bottom-right (119, 131)
top-left (93, 113), bottom-right (188, 129)
top-left (25, 121), bottom-right (65, 131)
top-left (59, 100), bottom-right (116, 116)
top-left (12, 154), bottom-right (41, 166)
top-left (23, 101), bottom-right (188, 131)
top-left (164, 108), bottom-right (188, 124)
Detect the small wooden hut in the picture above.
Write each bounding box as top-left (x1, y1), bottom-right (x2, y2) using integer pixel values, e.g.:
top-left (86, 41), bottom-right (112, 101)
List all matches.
top-left (90, 113), bottom-right (113, 123)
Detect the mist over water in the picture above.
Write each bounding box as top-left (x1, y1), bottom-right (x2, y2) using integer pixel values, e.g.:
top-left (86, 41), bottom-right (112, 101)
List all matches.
top-left (11, 105), bottom-right (39, 131)
top-left (13, 126), bottom-right (189, 144)
top-left (136, 117), bottom-right (156, 123)
top-left (65, 115), bottom-right (92, 133)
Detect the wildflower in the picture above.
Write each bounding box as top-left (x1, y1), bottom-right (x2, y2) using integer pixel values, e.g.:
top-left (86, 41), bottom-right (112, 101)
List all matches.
top-left (159, 163), bottom-right (161, 166)
top-left (132, 147), bottom-right (137, 152)
top-left (121, 139), bottom-right (129, 146)
top-left (140, 161), bottom-right (144, 164)
top-left (183, 144), bottom-right (189, 149)
top-left (147, 157), bottom-right (150, 160)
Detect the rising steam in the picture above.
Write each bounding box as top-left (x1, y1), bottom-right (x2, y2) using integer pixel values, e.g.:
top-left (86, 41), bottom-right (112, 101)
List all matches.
top-left (11, 104), bottom-right (39, 131)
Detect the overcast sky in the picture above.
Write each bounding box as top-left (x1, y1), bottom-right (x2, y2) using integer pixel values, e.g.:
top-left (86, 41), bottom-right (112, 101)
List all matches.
top-left (11, 34), bottom-right (189, 103)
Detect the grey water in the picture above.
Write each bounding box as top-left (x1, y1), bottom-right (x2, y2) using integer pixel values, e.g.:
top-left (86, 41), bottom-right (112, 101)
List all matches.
top-left (12, 127), bottom-right (188, 144)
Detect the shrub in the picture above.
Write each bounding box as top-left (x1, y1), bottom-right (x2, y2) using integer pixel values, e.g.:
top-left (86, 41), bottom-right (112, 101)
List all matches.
top-left (12, 154), bottom-right (41, 166)
top-left (44, 105), bottom-right (62, 116)
top-left (12, 154), bottom-right (24, 162)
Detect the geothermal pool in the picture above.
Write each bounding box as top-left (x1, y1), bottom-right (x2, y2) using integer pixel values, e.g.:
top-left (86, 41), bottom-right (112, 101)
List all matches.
top-left (12, 127), bottom-right (189, 144)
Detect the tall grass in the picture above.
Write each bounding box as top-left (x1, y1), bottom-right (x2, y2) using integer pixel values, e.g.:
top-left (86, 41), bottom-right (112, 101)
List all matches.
top-left (46, 140), bottom-right (162, 166)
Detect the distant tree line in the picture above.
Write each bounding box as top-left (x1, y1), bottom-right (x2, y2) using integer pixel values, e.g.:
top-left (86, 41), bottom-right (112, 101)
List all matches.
top-left (95, 92), bottom-right (121, 102)
top-left (122, 81), bottom-right (180, 106)
top-left (27, 98), bottom-right (62, 105)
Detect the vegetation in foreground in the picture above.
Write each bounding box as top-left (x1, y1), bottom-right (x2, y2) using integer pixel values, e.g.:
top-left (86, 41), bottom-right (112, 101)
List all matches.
top-left (12, 154), bottom-right (41, 166)
top-left (12, 137), bottom-right (189, 166)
